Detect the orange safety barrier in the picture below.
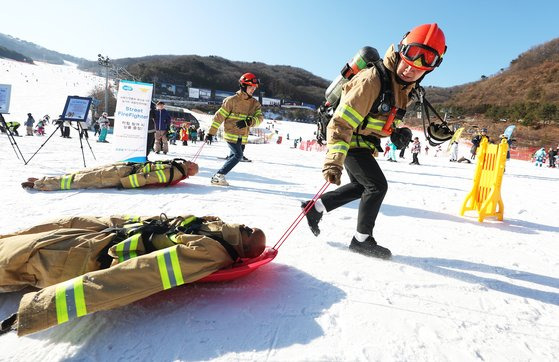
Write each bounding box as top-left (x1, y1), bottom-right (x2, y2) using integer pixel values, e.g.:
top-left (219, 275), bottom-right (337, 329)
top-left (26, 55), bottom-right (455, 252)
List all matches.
top-left (460, 138), bottom-right (508, 222)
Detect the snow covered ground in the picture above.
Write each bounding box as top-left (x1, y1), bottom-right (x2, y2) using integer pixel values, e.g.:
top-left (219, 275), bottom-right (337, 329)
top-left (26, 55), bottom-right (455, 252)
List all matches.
top-left (1, 60), bottom-right (559, 361)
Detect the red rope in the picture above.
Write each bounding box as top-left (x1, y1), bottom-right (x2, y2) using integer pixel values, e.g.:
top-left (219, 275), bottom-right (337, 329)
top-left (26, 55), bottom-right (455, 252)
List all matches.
top-left (273, 180), bottom-right (330, 250)
top-left (190, 141), bottom-right (206, 163)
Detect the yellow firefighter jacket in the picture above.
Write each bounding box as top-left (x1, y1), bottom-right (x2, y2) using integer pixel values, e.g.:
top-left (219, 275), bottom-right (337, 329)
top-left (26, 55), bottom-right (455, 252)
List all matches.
top-left (208, 90), bottom-right (263, 144)
top-left (324, 45), bottom-right (417, 171)
top-left (0, 215), bottom-right (246, 336)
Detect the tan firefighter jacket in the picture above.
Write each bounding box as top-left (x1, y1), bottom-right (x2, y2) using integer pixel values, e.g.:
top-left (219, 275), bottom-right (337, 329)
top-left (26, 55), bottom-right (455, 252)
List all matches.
top-left (208, 90), bottom-right (263, 144)
top-left (31, 159), bottom-right (196, 191)
top-left (324, 45), bottom-right (417, 171)
top-left (0, 214), bottom-right (248, 336)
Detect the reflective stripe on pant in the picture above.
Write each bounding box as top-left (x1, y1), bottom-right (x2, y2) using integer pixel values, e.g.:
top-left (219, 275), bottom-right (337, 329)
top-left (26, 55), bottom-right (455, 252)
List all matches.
top-left (217, 138), bottom-right (243, 175)
top-left (320, 148), bottom-right (388, 235)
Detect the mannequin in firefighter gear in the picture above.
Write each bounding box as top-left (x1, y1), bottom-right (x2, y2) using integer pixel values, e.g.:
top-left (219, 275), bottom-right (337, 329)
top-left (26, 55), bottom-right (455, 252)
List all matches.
top-left (20, 159), bottom-right (199, 191)
top-left (0, 214), bottom-right (267, 336)
top-left (303, 23), bottom-right (446, 259)
top-left (206, 73), bottom-right (263, 186)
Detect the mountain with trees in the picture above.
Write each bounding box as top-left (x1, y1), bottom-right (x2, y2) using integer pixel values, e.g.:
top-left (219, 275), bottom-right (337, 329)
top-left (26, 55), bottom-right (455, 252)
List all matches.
top-left (80, 55), bottom-right (331, 106)
top-left (0, 33), bottom-right (88, 65)
top-left (0, 45), bottom-right (33, 64)
top-left (429, 37), bottom-right (559, 126)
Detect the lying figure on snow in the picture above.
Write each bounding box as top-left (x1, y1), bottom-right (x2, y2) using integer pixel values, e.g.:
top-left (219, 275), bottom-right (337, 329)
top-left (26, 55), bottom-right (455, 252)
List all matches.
top-left (21, 158), bottom-right (198, 191)
top-left (0, 214), bottom-right (266, 336)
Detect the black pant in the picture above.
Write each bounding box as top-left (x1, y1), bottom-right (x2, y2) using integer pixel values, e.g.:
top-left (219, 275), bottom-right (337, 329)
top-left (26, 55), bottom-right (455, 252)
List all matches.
top-left (411, 153), bottom-right (419, 164)
top-left (320, 148), bottom-right (388, 235)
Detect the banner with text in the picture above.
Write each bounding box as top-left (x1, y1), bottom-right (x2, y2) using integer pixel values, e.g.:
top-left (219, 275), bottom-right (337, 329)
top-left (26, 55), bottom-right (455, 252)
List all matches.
top-left (113, 80), bottom-right (153, 162)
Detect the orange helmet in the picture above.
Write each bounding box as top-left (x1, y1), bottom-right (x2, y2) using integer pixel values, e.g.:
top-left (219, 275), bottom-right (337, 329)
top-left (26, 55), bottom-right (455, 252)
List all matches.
top-left (398, 23), bottom-right (446, 71)
top-left (239, 72), bottom-right (260, 87)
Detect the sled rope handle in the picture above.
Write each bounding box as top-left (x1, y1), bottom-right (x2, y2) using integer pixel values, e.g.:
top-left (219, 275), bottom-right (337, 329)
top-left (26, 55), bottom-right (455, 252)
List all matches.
top-left (190, 142), bottom-right (206, 163)
top-left (273, 180), bottom-right (330, 250)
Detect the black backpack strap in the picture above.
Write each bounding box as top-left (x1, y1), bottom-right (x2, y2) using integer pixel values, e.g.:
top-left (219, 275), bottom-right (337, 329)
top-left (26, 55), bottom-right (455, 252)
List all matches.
top-left (177, 220), bottom-right (240, 262)
top-left (96, 215), bottom-right (175, 268)
top-left (361, 60), bottom-right (394, 131)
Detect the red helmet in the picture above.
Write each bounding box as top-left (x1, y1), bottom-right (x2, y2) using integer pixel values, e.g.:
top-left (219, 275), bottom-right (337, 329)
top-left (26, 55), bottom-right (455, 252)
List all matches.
top-left (398, 23), bottom-right (446, 71)
top-left (239, 72), bottom-right (260, 87)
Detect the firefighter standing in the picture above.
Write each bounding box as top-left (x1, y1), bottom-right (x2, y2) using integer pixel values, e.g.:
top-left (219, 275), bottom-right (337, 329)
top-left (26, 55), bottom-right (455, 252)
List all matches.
top-left (303, 24), bottom-right (447, 259)
top-left (205, 73), bottom-right (263, 186)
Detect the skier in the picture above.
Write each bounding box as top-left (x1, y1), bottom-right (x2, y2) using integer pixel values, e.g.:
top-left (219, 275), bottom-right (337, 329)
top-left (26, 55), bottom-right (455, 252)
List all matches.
top-left (205, 73), bottom-right (263, 186)
top-left (0, 214), bottom-right (266, 336)
top-left (302, 24), bottom-right (447, 259)
top-left (20, 159), bottom-right (198, 191)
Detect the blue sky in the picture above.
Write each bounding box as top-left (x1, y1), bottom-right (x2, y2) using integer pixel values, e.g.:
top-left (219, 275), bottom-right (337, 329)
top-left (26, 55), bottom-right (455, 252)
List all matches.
top-left (1, 0), bottom-right (558, 87)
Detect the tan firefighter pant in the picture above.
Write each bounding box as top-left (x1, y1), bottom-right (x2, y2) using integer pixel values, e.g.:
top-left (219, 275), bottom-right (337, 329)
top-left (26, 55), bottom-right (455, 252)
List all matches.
top-left (33, 164), bottom-right (135, 191)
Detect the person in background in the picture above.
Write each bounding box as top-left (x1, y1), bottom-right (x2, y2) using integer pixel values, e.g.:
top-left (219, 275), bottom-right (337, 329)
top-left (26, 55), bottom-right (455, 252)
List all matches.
top-left (154, 101), bottom-right (171, 154)
top-left (93, 118), bottom-right (101, 136)
top-left (180, 124), bottom-right (189, 146)
top-left (168, 124), bottom-right (178, 145)
top-left (547, 146), bottom-right (556, 168)
top-left (25, 113), bottom-right (35, 136)
top-left (146, 102), bottom-right (157, 158)
top-left (533, 147), bottom-right (546, 167)
top-left (97, 112), bottom-right (110, 143)
top-left (449, 141), bottom-right (459, 162)
top-left (190, 126), bottom-right (198, 145)
top-left (409, 137), bottom-right (421, 165)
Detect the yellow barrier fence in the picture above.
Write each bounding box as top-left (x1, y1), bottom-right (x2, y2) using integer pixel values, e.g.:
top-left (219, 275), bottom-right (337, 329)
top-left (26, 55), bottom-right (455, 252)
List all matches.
top-left (460, 138), bottom-right (509, 222)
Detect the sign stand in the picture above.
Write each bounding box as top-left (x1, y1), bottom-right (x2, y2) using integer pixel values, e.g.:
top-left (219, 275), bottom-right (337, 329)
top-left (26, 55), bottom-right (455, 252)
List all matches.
top-left (25, 96), bottom-right (95, 167)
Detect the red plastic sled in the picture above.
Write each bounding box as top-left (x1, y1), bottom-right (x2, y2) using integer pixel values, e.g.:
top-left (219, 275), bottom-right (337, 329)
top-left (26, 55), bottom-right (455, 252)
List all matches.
top-left (197, 247), bottom-right (278, 283)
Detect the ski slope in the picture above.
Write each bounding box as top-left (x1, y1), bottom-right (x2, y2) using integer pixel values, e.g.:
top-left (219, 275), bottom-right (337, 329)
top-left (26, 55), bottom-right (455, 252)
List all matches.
top-left (1, 60), bottom-right (559, 361)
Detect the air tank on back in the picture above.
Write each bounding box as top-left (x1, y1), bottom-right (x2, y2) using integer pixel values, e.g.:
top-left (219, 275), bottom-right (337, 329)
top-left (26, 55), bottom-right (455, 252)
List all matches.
top-left (325, 46), bottom-right (380, 106)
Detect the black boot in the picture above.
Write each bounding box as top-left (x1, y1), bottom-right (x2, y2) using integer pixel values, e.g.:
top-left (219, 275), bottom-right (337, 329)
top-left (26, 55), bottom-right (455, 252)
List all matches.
top-left (0, 313), bottom-right (17, 335)
top-left (301, 200), bottom-right (323, 236)
top-left (349, 236), bottom-right (392, 259)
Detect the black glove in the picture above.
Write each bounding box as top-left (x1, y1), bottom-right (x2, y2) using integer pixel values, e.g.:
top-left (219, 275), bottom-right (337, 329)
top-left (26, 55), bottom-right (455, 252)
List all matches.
top-left (390, 127), bottom-right (413, 150)
top-left (205, 134), bottom-right (213, 143)
top-left (236, 116), bottom-right (253, 129)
